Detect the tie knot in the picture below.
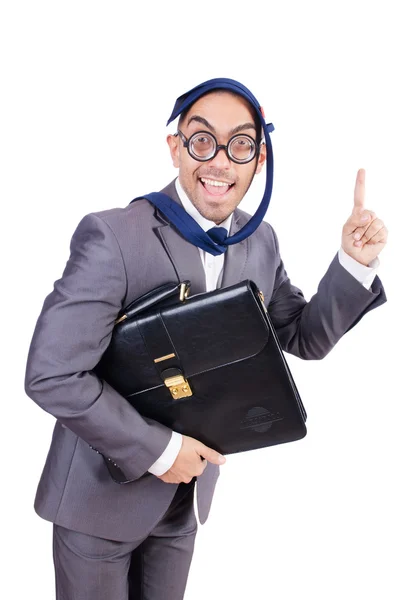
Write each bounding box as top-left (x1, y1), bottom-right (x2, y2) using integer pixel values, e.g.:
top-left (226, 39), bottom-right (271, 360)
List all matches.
top-left (206, 226), bottom-right (228, 245)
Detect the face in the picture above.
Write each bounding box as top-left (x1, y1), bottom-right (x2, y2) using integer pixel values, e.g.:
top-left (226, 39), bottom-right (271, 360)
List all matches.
top-left (167, 92), bottom-right (267, 224)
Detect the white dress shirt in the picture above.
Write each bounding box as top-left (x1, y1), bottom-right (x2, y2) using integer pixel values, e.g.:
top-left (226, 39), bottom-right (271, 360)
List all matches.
top-left (148, 178), bottom-right (379, 476)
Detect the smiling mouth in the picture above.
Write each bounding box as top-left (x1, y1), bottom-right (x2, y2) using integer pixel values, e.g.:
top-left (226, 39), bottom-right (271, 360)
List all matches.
top-left (200, 177), bottom-right (235, 196)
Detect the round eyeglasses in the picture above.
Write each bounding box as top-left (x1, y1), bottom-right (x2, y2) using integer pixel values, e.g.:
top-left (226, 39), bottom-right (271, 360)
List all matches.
top-left (175, 129), bottom-right (259, 164)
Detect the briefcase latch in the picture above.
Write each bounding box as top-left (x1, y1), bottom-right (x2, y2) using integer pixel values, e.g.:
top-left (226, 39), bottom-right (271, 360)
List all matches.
top-left (179, 282), bottom-right (190, 302)
top-left (164, 375), bottom-right (193, 400)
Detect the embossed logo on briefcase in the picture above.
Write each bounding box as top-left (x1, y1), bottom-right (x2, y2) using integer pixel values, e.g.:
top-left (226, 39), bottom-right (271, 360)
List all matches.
top-left (240, 407), bottom-right (284, 433)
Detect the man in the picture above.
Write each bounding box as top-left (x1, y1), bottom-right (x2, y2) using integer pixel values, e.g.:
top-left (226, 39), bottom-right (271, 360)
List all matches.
top-left (25, 78), bottom-right (388, 599)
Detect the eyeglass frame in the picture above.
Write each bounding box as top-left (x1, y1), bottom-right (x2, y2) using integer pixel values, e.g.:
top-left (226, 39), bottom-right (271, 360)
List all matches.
top-left (174, 129), bottom-right (261, 164)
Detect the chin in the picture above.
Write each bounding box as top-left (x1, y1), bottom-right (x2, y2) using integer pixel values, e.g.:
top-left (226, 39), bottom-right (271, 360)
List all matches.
top-left (197, 194), bottom-right (238, 223)
top-left (199, 205), bottom-right (233, 224)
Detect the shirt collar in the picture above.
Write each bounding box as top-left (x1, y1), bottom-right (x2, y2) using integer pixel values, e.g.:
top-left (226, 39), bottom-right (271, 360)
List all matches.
top-left (175, 178), bottom-right (233, 234)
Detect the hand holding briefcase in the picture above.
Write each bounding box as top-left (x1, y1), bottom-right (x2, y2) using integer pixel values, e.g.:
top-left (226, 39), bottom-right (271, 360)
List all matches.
top-left (95, 279), bottom-right (307, 483)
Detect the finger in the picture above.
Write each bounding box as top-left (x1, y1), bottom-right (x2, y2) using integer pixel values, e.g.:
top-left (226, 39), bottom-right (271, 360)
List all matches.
top-left (353, 168), bottom-right (366, 212)
top-left (343, 209), bottom-right (376, 235)
top-left (365, 226), bottom-right (388, 246)
top-left (198, 444), bottom-right (226, 465)
top-left (353, 219), bottom-right (384, 246)
top-left (351, 216), bottom-right (381, 241)
top-left (198, 459), bottom-right (208, 477)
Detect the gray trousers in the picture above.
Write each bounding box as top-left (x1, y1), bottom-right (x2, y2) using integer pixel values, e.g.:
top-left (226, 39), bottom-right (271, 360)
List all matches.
top-left (53, 480), bottom-right (197, 600)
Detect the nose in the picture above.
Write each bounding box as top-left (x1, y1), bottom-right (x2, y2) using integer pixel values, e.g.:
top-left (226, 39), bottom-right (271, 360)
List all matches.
top-left (208, 145), bottom-right (231, 170)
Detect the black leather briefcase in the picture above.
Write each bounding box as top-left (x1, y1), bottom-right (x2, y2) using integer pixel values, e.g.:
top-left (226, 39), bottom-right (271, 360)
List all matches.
top-left (96, 280), bottom-right (307, 482)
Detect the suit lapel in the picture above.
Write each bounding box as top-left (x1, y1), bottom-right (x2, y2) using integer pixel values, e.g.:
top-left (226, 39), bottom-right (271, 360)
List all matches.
top-left (220, 210), bottom-right (249, 287)
top-left (154, 180), bottom-right (206, 295)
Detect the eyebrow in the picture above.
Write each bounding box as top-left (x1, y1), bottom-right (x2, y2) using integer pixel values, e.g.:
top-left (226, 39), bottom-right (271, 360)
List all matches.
top-left (187, 115), bottom-right (256, 136)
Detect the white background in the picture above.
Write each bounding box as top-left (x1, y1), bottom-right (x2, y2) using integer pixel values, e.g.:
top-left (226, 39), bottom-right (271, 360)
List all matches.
top-left (1, 1), bottom-right (396, 599)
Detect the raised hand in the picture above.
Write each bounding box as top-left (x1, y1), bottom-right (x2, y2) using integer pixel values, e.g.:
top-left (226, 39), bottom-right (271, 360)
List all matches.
top-left (342, 169), bottom-right (388, 266)
top-left (157, 435), bottom-right (226, 484)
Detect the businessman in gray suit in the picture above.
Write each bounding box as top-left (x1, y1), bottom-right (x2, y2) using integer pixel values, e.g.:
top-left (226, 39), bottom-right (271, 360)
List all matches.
top-left (25, 78), bottom-right (388, 599)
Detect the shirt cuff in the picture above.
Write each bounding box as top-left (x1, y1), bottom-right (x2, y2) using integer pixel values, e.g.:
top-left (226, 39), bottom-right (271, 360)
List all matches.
top-left (147, 431), bottom-right (183, 476)
top-left (338, 248), bottom-right (379, 291)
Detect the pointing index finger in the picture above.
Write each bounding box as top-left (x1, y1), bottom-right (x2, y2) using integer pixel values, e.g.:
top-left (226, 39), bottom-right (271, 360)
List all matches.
top-left (354, 168), bottom-right (366, 212)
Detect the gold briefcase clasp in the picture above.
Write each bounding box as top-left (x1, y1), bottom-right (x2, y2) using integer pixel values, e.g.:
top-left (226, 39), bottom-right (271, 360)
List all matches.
top-left (164, 375), bottom-right (193, 400)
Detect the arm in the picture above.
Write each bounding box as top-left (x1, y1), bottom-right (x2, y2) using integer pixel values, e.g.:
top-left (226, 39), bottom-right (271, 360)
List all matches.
top-left (267, 232), bottom-right (386, 360)
top-left (25, 213), bottom-right (173, 481)
top-left (267, 170), bottom-right (387, 360)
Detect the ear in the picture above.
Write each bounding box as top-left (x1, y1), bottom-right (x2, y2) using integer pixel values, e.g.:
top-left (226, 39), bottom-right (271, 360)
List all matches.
top-left (255, 143), bottom-right (267, 175)
top-left (167, 134), bottom-right (180, 168)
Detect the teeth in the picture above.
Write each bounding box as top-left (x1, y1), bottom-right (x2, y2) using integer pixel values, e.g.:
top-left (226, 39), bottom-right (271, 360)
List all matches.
top-left (201, 178), bottom-right (231, 187)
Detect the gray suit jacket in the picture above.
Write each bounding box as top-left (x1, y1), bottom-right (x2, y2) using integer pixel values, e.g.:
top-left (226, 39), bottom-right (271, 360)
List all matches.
top-left (25, 180), bottom-right (386, 541)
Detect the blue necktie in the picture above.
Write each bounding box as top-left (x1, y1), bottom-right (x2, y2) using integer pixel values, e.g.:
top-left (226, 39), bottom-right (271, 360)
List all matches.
top-left (206, 226), bottom-right (228, 245)
top-left (137, 192), bottom-right (231, 255)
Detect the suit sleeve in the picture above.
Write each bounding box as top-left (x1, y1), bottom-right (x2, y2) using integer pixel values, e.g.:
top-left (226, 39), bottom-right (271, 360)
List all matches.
top-left (266, 224), bottom-right (387, 360)
top-left (25, 213), bottom-right (173, 481)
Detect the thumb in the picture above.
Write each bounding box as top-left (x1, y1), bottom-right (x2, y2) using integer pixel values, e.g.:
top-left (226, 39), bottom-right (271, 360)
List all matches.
top-left (197, 442), bottom-right (226, 465)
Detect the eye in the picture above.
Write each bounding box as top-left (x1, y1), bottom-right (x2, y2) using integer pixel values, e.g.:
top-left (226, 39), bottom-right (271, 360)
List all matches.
top-left (236, 139), bottom-right (249, 147)
top-left (195, 135), bottom-right (211, 145)
top-left (234, 137), bottom-right (252, 147)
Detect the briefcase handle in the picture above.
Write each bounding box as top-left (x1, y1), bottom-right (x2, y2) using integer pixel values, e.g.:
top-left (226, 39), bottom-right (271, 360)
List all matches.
top-left (115, 281), bottom-right (191, 324)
